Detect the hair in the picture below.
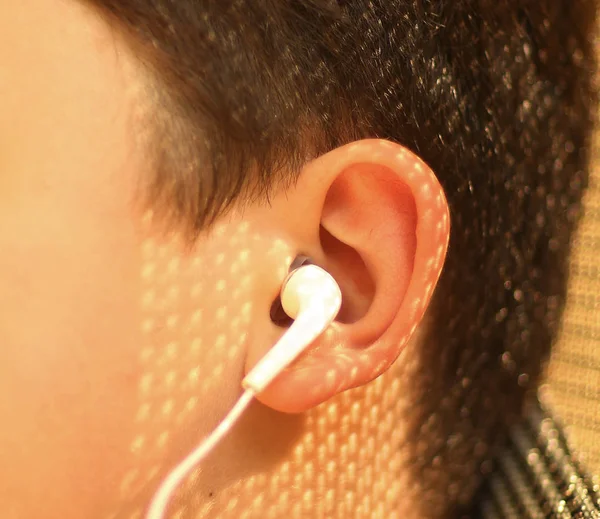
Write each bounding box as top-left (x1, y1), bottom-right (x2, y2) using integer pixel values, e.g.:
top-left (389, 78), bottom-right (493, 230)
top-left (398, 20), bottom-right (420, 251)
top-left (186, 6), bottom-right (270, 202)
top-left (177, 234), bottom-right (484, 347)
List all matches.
top-left (85, 0), bottom-right (597, 515)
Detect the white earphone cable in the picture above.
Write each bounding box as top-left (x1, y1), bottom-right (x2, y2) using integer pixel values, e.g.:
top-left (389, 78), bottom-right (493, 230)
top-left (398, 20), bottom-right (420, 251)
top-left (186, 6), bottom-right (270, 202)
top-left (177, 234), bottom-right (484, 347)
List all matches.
top-left (145, 389), bottom-right (255, 519)
top-left (144, 263), bottom-right (341, 519)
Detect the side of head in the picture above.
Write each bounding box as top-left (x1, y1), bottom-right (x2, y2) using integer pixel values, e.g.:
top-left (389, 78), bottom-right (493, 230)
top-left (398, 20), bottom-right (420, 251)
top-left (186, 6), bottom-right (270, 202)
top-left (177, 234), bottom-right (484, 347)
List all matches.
top-left (0, 0), bottom-right (595, 518)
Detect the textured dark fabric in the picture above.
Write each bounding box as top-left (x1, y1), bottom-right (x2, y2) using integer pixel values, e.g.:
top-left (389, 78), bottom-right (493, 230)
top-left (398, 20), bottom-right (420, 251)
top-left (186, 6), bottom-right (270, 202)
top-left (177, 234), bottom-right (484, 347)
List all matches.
top-left (473, 397), bottom-right (600, 518)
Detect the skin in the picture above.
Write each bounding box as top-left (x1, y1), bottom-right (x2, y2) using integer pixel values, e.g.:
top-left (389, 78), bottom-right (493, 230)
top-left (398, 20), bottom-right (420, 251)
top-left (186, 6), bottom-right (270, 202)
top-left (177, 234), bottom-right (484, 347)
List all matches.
top-left (0, 1), bottom-right (450, 518)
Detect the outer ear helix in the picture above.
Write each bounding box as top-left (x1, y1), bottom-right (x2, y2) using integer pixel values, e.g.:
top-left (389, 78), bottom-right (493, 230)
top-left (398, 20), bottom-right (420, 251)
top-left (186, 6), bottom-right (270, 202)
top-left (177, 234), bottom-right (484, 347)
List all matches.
top-left (254, 139), bottom-right (450, 412)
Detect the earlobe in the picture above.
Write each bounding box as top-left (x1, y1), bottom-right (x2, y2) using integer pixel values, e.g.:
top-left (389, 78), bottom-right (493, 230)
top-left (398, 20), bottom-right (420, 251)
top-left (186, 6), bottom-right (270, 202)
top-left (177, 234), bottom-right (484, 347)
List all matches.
top-left (248, 139), bottom-right (450, 413)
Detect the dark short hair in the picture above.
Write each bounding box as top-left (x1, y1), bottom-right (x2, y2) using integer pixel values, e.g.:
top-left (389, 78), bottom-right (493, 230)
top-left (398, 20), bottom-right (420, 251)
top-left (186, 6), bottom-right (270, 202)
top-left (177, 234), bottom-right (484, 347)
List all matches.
top-left (85, 0), bottom-right (597, 513)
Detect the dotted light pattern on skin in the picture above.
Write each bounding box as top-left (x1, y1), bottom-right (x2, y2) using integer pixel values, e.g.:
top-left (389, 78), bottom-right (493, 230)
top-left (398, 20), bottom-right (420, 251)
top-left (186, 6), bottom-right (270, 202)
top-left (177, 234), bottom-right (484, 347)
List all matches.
top-left (109, 140), bottom-right (450, 519)
top-left (104, 217), bottom-right (291, 519)
top-left (165, 361), bottom-right (434, 519)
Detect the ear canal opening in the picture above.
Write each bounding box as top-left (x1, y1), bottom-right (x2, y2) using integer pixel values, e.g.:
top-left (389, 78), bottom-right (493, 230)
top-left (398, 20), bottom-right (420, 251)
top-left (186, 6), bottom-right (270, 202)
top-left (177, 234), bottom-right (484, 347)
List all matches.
top-left (269, 295), bottom-right (293, 327)
top-left (319, 225), bottom-right (375, 324)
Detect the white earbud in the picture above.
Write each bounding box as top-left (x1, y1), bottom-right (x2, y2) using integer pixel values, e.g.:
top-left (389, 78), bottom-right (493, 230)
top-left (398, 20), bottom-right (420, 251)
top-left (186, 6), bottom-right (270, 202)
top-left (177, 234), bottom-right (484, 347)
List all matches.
top-left (242, 263), bottom-right (342, 393)
top-left (145, 260), bottom-right (341, 519)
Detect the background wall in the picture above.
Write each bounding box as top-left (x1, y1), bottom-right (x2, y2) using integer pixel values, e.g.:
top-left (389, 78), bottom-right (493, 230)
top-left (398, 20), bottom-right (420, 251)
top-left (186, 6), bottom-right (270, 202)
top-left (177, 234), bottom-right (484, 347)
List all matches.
top-left (544, 58), bottom-right (600, 475)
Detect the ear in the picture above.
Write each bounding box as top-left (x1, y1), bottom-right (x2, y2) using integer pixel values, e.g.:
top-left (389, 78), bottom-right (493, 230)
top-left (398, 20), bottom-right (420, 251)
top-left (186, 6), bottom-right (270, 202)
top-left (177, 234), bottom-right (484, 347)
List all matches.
top-left (245, 139), bottom-right (449, 413)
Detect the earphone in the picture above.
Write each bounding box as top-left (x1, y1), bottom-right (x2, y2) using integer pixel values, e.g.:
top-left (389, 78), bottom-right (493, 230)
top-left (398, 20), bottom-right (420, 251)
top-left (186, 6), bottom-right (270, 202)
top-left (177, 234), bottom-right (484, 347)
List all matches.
top-left (145, 259), bottom-right (342, 519)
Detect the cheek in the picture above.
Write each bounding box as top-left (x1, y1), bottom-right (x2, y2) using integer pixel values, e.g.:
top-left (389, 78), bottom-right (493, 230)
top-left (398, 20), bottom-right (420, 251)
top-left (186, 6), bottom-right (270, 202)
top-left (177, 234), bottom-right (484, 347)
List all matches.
top-left (0, 192), bottom-right (144, 517)
top-left (0, 187), bottom-right (291, 518)
top-left (115, 219), bottom-right (291, 515)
